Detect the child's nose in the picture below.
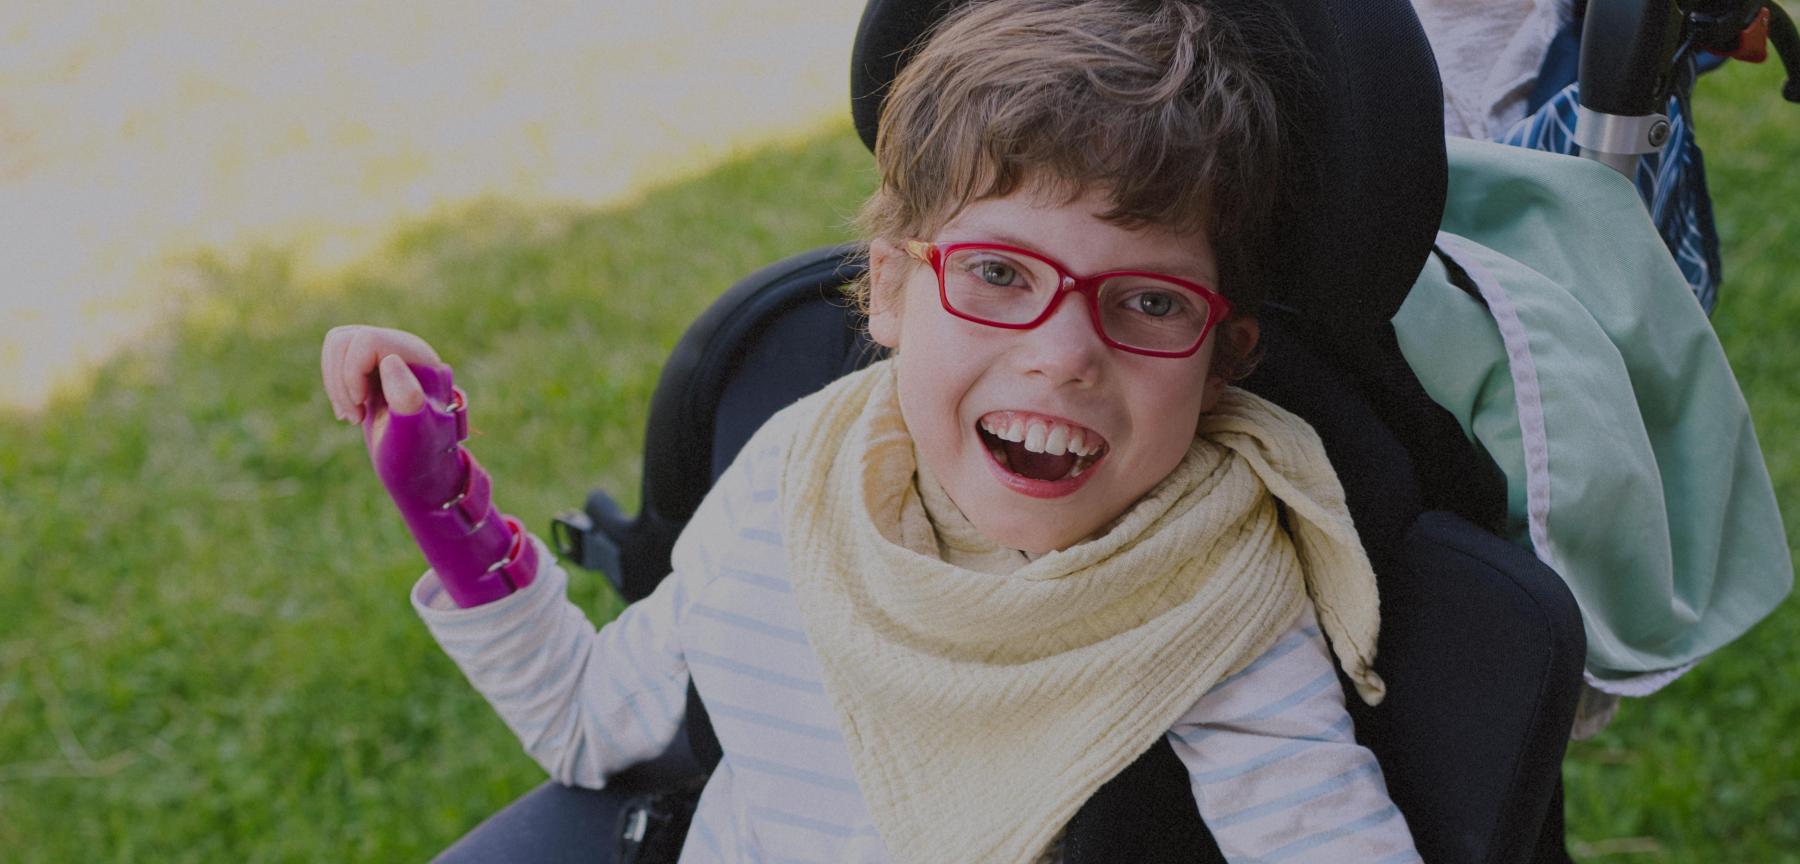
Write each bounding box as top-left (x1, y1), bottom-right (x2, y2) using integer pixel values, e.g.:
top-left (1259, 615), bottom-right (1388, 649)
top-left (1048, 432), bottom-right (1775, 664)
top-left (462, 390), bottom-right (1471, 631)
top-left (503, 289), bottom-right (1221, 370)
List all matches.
top-left (1017, 291), bottom-right (1105, 385)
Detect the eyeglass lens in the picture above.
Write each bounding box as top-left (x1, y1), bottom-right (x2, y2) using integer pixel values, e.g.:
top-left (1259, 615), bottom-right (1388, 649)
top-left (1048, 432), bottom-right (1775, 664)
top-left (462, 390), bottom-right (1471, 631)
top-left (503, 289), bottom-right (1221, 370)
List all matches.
top-left (940, 247), bottom-right (1210, 352)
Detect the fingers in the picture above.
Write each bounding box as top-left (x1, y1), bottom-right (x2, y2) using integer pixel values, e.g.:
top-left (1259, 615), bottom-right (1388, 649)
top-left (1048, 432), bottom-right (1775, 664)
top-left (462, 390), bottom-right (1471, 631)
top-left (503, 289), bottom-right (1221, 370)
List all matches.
top-left (321, 326), bottom-right (365, 421)
top-left (340, 329), bottom-right (376, 415)
top-left (378, 353), bottom-right (426, 415)
top-left (321, 325), bottom-right (443, 422)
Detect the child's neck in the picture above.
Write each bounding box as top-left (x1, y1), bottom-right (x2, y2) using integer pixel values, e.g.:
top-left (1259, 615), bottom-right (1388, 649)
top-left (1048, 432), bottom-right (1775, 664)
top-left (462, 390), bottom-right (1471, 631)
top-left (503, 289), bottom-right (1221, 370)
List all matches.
top-left (914, 453), bottom-right (1036, 575)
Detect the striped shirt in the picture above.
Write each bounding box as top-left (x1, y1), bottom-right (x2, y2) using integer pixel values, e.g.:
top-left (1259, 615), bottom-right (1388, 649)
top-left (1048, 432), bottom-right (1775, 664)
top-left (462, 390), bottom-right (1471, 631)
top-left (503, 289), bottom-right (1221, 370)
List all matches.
top-left (414, 435), bottom-right (1419, 862)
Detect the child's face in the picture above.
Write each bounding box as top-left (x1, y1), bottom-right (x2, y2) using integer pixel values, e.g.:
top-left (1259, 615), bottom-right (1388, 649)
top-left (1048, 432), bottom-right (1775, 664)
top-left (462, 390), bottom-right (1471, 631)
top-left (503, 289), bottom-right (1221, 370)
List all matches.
top-left (869, 186), bottom-right (1255, 554)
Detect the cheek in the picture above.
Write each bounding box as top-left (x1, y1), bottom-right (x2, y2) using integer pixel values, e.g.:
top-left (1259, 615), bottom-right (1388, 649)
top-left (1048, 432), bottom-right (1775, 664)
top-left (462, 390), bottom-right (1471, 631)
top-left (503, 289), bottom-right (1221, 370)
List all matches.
top-left (1139, 411), bottom-right (1197, 469)
top-left (1128, 371), bottom-right (1208, 468)
top-left (895, 341), bottom-right (953, 431)
top-left (891, 318), bottom-right (999, 469)
top-left (897, 346), bottom-right (969, 433)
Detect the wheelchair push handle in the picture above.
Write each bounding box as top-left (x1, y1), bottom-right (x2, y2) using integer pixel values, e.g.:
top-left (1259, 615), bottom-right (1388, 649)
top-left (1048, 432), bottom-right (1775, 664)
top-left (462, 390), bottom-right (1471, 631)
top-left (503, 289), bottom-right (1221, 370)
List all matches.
top-left (1576, 0), bottom-right (1684, 175)
top-left (1685, 1), bottom-right (1800, 103)
top-left (1577, 0), bottom-right (1800, 177)
top-left (1581, 0), bottom-right (1684, 119)
top-left (1765, 3), bottom-right (1800, 103)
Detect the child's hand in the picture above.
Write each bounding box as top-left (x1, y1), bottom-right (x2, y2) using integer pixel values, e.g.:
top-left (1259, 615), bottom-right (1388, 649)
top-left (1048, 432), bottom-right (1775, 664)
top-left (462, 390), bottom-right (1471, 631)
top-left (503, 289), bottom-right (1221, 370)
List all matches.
top-left (320, 325), bottom-right (444, 445)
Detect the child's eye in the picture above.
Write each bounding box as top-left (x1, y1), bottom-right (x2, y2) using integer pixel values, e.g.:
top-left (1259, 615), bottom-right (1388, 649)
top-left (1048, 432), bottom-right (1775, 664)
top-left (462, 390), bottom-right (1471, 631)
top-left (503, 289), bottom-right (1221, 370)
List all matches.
top-left (1130, 291), bottom-right (1177, 317)
top-left (945, 250), bottom-right (1038, 300)
top-left (975, 261), bottom-right (1021, 287)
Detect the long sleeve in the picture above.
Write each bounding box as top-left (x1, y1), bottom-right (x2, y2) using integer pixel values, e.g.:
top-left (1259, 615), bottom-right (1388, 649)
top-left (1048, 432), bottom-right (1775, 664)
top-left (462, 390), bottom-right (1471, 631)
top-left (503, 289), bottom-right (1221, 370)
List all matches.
top-left (1168, 605), bottom-right (1419, 862)
top-left (412, 535), bottom-right (690, 788)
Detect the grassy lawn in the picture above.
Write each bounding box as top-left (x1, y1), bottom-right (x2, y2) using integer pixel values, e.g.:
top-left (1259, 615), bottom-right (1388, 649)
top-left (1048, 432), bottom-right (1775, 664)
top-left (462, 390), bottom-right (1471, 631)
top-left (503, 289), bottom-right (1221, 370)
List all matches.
top-left (2, 56), bottom-right (1797, 864)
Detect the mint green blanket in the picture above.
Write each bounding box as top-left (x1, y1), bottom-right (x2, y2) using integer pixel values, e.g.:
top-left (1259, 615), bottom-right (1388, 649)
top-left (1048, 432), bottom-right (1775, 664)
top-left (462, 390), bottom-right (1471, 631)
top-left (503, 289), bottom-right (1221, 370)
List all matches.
top-left (1394, 138), bottom-right (1791, 689)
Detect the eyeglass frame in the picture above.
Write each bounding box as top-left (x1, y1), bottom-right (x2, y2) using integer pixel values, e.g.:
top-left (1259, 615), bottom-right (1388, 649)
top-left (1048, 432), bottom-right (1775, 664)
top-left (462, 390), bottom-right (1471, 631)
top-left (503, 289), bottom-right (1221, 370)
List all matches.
top-left (903, 239), bottom-right (1233, 359)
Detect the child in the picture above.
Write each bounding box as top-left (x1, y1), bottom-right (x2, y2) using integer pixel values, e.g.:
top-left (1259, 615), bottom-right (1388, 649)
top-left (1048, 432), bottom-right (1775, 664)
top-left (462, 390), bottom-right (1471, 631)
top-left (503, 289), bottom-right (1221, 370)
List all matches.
top-left (321, 1), bottom-right (1421, 860)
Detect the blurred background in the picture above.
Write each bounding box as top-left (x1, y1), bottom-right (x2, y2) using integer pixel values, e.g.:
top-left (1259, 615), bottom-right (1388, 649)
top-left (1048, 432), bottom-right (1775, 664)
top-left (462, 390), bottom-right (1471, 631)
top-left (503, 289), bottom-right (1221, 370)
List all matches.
top-left (0, 1), bottom-right (1796, 861)
top-left (0, 0), bottom-right (858, 410)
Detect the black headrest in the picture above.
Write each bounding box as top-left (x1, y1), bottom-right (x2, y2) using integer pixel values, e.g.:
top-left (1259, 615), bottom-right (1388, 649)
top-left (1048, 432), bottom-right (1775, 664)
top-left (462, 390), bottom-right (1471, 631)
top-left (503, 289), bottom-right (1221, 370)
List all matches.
top-left (849, 0), bottom-right (1446, 329)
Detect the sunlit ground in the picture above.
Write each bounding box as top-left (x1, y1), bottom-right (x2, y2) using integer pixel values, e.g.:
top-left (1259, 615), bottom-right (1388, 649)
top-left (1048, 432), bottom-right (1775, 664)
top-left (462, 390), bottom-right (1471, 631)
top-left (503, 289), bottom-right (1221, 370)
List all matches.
top-left (0, 0), bottom-right (860, 410)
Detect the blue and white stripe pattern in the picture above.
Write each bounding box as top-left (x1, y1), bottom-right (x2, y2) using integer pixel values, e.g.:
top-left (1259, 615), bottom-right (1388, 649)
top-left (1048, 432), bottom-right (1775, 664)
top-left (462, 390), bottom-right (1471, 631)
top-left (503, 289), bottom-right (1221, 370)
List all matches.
top-left (1497, 55), bottom-right (1722, 311)
top-left (414, 435), bottom-right (1419, 862)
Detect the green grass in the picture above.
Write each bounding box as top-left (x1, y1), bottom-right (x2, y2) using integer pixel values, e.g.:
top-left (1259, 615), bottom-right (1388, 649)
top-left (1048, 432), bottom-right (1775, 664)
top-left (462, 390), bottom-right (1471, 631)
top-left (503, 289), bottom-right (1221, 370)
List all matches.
top-left (1, 61), bottom-right (1798, 863)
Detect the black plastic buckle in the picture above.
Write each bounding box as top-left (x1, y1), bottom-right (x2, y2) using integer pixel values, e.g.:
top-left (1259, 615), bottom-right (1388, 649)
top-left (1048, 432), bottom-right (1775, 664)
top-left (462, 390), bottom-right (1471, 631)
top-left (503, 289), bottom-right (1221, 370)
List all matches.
top-left (614, 783), bottom-right (705, 864)
top-left (551, 491), bottom-right (629, 595)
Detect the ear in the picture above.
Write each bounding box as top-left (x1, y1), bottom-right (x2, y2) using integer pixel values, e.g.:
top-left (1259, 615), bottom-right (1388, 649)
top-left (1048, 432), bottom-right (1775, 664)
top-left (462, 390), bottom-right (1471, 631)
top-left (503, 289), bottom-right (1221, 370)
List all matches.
top-left (867, 238), bottom-right (906, 349)
top-left (1200, 317), bottom-right (1260, 412)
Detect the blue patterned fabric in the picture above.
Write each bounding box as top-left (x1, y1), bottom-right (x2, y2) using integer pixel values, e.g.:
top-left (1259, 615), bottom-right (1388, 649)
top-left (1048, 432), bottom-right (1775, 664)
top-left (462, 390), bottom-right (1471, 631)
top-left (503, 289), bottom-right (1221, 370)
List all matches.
top-left (1498, 56), bottom-right (1723, 312)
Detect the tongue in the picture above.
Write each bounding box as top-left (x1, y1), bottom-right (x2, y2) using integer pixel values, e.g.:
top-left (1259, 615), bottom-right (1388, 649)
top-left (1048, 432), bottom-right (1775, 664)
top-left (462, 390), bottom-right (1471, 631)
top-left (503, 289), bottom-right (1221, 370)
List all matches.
top-left (1004, 440), bottom-right (1078, 481)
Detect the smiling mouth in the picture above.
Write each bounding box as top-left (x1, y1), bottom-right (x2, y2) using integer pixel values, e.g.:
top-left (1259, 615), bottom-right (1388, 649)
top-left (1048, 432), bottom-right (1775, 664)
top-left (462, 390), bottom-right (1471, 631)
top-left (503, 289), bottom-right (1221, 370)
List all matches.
top-left (976, 411), bottom-right (1109, 482)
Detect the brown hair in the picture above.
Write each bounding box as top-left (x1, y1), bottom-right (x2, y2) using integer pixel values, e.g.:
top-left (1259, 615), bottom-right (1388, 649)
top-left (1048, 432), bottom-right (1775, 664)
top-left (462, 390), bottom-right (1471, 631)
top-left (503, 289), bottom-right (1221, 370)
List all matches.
top-left (854, 0), bottom-right (1314, 379)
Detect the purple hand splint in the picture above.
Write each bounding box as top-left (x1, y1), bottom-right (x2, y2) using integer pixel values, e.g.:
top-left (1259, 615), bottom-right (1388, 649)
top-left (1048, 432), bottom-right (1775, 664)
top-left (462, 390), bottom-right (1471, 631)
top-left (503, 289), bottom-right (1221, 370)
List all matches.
top-left (364, 362), bottom-right (536, 608)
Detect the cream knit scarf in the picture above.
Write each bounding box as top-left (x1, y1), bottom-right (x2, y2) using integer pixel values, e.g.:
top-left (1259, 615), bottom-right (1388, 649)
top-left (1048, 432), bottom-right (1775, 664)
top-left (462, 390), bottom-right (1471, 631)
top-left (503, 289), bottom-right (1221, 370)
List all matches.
top-left (779, 360), bottom-right (1385, 864)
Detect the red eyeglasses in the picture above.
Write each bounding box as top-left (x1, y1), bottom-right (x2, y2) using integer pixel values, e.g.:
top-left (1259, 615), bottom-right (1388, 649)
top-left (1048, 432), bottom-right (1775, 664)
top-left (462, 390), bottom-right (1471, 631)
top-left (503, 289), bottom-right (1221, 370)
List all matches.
top-left (905, 240), bottom-right (1231, 358)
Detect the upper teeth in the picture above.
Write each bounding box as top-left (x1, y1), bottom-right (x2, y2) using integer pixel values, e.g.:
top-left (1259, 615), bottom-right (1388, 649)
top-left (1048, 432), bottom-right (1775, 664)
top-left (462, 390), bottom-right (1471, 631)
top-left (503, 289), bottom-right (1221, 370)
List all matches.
top-left (980, 414), bottom-right (1102, 457)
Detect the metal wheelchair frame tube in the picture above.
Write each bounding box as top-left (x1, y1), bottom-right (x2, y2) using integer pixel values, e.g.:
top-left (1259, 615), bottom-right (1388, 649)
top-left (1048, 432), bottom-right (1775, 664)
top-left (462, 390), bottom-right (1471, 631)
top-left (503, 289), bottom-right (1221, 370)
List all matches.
top-left (1577, 0), bottom-right (1683, 176)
